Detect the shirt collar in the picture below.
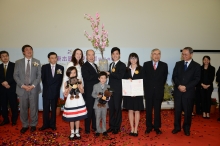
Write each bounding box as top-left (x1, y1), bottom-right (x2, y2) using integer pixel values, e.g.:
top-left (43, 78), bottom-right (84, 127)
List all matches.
top-left (185, 59), bottom-right (192, 65)
top-left (50, 63), bottom-right (56, 67)
top-left (25, 57), bottom-right (32, 61)
top-left (3, 61), bottom-right (9, 66)
top-left (113, 60), bottom-right (119, 65)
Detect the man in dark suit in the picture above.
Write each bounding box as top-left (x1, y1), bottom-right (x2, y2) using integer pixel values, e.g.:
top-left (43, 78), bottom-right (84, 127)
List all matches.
top-left (39, 52), bottom-right (64, 131)
top-left (106, 47), bottom-right (126, 134)
top-left (0, 51), bottom-right (18, 126)
top-left (82, 49), bottom-right (99, 134)
top-left (172, 47), bottom-right (200, 136)
top-left (142, 48), bottom-right (168, 135)
top-left (216, 66), bottom-right (220, 121)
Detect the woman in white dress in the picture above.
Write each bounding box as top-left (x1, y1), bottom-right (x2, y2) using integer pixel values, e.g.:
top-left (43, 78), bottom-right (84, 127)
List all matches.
top-left (62, 48), bottom-right (84, 92)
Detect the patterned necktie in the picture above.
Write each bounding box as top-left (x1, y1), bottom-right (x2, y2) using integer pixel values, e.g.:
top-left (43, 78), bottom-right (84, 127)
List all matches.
top-left (52, 65), bottom-right (55, 77)
top-left (25, 60), bottom-right (30, 85)
top-left (153, 62), bottom-right (157, 70)
top-left (184, 62), bottom-right (188, 71)
top-left (111, 62), bottom-right (115, 72)
top-left (4, 65), bottom-right (7, 77)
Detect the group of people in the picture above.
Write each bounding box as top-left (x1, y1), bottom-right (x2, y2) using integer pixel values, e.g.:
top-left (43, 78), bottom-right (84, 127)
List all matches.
top-left (0, 45), bottom-right (219, 140)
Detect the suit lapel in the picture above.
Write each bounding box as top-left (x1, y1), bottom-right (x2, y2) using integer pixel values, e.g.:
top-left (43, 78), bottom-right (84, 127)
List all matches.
top-left (185, 61), bottom-right (194, 72)
top-left (22, 58), bottom-right (25, 76)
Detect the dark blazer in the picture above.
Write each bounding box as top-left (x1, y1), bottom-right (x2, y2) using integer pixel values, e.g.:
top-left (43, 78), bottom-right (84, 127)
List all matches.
top-left (82, 61), bottom-right (99, 97)
top-left (200, 65), bottom-right (215, 89)
top-left (142, 61), bottom-right (168, 99)
top-left (172, 60), bottom-right (201, 98)
top-left (216, 66), bottom-right (220, 87)
top-left (41, 64), bottom-right (64, 99)
top-left (124, 66), bottom-right (143, 80)
top-left (108, 61), bottom-right (126, 90)
top-left (0, 61), bottom-right (16, 93)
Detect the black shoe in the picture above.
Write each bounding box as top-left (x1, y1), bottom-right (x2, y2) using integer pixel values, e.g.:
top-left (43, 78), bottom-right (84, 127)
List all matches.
top-left (133, 132), bottom-right (138, 137)
top-left (106, 128), bottom-right (113, 133)
top-left (129, 132), bottom-right (134, 136)
top-left (145, 128), bottom-right (152, 134)
top-left (172, 129), bottom-right (181, 134)
top-left (184, 130), bottom-right (190, 136)
top-left (30, 126), bottom-right (36, 132)
top-left (69, 134), bottom-right (74, 141)
top-left (155, 129), bottom-right (162, 134)
top-left (112, 129), bottom-right (119, 134)
top-left (75, 133), bottom-right (81, 139)
top-left (12, 122), bottom-right (17, 126)
top-left (103, 131), bottom-right (108, 136)
top-left (95, 133), bottom-right (100, 137)
top-left (85, 130), bottom-right (90, 134)
top-left (39, 126), bottom-right (49, 131)
top-left (0, 121), bottom-right (9, 126)
top-left (20, 127), bottom-right (29, 134)
top-left (50, 126), bottom-right (57, 131)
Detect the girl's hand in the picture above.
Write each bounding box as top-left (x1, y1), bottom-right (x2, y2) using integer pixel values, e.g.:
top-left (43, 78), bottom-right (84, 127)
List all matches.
top-left (128, 78), bottom-right (132, 82)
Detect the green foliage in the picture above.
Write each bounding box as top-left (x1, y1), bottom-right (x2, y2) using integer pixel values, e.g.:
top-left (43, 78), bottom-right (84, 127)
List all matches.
top-left (164, 83), bottom-right (173, 101)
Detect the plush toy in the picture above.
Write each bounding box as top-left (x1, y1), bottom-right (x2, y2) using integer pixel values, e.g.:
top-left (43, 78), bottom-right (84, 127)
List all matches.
top-left (66, 77), bottom-right (82, 99)
top-left (98, 88), bottom-right (113, 107)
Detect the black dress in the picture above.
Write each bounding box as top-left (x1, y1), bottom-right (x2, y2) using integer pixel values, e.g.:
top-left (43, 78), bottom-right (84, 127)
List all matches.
top-left (123, 66), bottom-right (144, 111)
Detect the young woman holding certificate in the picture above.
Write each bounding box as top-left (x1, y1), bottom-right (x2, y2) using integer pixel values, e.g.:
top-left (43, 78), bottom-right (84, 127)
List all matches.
top-left (122, 53), bottom-right (144, 137)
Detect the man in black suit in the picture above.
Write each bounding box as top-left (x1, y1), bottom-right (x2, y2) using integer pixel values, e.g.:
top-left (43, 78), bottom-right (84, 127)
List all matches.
top-left (82, 49), bottom-right (99, 134)
top-left (0, 51), bottom-right (18, 126)
top-left (39, 52), bottom-right (64, 131)
top-left (216, 66), bottom-right (220, 121)
top-left (172, 47), bottom-right (200, 136)
top-left (142, 48), bottom-right (168, 135)
top-left (106, 47), bottom-right (126, 134)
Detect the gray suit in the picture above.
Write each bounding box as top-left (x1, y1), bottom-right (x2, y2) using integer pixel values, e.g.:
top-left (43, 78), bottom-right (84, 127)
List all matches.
top-left (13, 58), bottom-right (41, 127)
top-left (92, 83), bottom-right (110, 133)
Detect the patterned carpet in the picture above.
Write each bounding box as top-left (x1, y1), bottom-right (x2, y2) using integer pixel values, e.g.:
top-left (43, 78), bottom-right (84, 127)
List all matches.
top-left (0, 109), bottom-right (219, 146)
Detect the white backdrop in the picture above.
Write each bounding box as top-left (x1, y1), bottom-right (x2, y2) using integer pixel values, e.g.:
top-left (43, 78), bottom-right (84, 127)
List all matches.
top-left (1, 47), bottom-right (181, 110)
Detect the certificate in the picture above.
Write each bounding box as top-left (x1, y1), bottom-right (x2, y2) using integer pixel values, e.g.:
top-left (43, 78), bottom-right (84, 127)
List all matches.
top-left (122, 79), bottom-right (144, 96)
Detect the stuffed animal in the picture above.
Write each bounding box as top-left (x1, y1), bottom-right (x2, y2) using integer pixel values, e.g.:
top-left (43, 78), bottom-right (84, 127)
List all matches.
top-left (98, 88), bottom-right (113, 107)
top-left (66, 77), bottom-right (82, 99)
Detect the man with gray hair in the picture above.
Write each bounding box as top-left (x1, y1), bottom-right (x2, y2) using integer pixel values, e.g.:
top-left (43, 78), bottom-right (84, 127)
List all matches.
top-left (172, 47), bottom-right (200, 136)
top-left (142, 48), bottom-right (168, 135)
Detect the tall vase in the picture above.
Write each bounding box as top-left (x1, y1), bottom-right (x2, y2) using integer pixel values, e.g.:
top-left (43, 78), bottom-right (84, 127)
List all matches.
top-left (210, 105), bottom-right (216, 114)
top-left (99, 58), bottom-right (108, 72)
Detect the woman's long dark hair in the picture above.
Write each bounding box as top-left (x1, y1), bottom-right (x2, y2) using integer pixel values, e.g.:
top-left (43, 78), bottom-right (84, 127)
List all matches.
top-left (127, 53), bottom-right (140, 70)
top-left (202, 55), bottom-right (211, 66)
top-left (71, 48), bottom-right (84, 66)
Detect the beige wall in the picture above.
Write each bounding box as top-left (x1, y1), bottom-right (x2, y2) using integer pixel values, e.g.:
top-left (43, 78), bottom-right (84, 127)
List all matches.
top-left (0, 0), bottom-right (220, 49)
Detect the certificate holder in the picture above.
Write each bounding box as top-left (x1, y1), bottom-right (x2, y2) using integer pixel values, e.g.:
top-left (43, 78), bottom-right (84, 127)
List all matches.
top-left (122, 79), bottom-right (144, 96)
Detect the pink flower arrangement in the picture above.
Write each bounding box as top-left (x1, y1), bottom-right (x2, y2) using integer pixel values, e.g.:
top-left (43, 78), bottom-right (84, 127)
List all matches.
top-left (84, 13), bottom-right (109, 59)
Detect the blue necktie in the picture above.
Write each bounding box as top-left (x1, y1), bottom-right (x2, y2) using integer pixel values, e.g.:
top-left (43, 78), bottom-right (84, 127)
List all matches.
top-left (184, 62), bottom-right (188, 71)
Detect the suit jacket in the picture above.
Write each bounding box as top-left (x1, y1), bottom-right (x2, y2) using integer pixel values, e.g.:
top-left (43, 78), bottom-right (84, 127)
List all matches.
top-left (81, 61), bottom-right (99, 99)
top-left (0, 61), bottom-right (16, 93)
top-left (216, 66), bottom-right (220, 87)
top-left (200, 65), bottom-right (215, 89)
top-left (172, 60), bottom-right (201, 98)
top-left (13, 58), bottom-right (41, 97)
top-left (41, 63), bottom-right (64, 99)
top-left (92, 83), bottom-right (110, 109)
top-left (124, 66), bottom-right (143, 80)
top-left (108, 61), bottom-right (126, 91)
top-left (142, 61), bottom-right (168, 99)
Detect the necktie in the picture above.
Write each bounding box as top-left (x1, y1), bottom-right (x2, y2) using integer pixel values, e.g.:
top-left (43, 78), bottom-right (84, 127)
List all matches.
top-left (111, 62), bottom-right (115, 72)
top-left (153, 62), bottom-right (157, 70)
top-left (52, 65), bottom-right (55, 77)
top-left (101, 84), bottom-right (104, 89)
top-left (4, 65), bottom-right (7, 77)
top-left (25, 60), bottom-right (30, 85)
top-left (92, 63), bottom-right (97, 72)
top-left (184, 62), bottom-right (188, 71)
